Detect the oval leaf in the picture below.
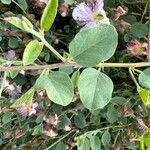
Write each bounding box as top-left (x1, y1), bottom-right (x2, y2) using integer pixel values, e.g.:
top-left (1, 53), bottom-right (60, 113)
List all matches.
top-left (90, 136), bottom-right (101, 150)
top-left (77, 136), bottom-right (90, 150)
top-left (4, 17), bottom-right (24, 30)
top-left (130, 22), bottom-right (148, 38)
top-left (69, 24), bottom-right (118, 67)
top-left (23, 40), bottom-right (43, 65)
top-left (101, 131), bottom-right (111, 147)
top-left (4, 16), bottom-right (33, 32)
top-left (138, 67), bottom-right (150, 89)
top-left (40, 0), bottom-right (58, 31)
top-left (35, 72), bottom-right (74, 106)
top-left (78, 68), bottom-right (114, 110)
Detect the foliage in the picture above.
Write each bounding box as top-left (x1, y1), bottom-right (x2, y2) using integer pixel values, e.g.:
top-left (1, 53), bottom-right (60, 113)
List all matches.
top-left (0, 0), bottom-right (150, 149)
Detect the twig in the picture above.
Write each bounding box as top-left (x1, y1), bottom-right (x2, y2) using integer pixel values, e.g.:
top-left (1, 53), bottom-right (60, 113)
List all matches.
top-left (2, 62), bottom-right (150, 72)
top-left (45, 130), bottom-right (75, 150)
top-left (0, 62), bottom-right (76, 72)
top-left (129, 67), bottom-right (140, 89)
top-left (30, 30), bottom-right (66, 62)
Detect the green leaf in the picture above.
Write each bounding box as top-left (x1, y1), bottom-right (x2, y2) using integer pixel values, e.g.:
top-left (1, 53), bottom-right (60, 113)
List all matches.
top-left (130, 22), bottom-right (148, 38)
top-left (101, 131), bottom-right (111, 147)
top-left (77, 136), bottom-right (90, 150)
top-left (59, 66), bottom-right (73, 74)
top-left (8, 37), bottom-right (19, 49)
top-left (1, 0), bottom-right (11, 4)
top-left (2, 112), bottom-right (12, 124)
top-left (54, 142), bottom-right (67, 150)
top-left (32, 124), bottom-right (43, 136)
top-left (56, 114), bottom-right (71, 129)
top-left (74, 113), bottom-right (86, 129)
top-left (35, 72), bottom-right (74, 106)
top-left (69, 24), bottom-right (118, 67)
top-left (138, 67), bottom-right (150, 89)
top-left (90, 113), bottom-right (101, 126)
top-left (11, 88), bottom-right (35, 108)
top-left (90, 136), bottom-right (101, 150)
top-left (4, 17), bottom-right (23, 30)
top-left (17, 0), bottom-right (28, 11)
top-left (106, 104), bottom-right (119, 124)
top-left (4, 16), bottom-right (33, 32)
top-left (144, 132), bottom-right (150, 149)
top-left (36, 115), bottom-right (44, 124)
top-left (71, 70), bottom-right (80, 88)
top-left (111, 96), bottom-right (128, 105)
top-left (78, 68), bottom-right (113, 110)
top-left (23, 40), bottom-right (43, 66)
top-left (40, 0), bottom-right (58, 31)
top-left (64, 0), bottom-right (74, 5)
top-left (137, 88), bottom-right (150, 107)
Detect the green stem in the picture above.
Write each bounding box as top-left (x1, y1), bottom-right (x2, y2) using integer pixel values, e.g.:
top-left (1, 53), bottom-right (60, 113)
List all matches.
top-left (129, 67), bottom-right (140, 89)
top-left (134, 68), bottom-right (143, 74)
top-left (77, 124), bottom-right (131, 138)
top-left (2, 62), bottom-right (150, 72)
top-left (45, 130), bottom-right (75, 150)
top-left (30, 30), bottom-right (66, 62)
top-left (0, 71), bottom-right (7, 98)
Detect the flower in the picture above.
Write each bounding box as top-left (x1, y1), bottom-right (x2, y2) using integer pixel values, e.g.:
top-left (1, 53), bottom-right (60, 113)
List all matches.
top-left (43, 124), bottom-right (58, 137)
top-left (3, 80), bottom-right (21, 99)
top-left (136, 117), bottom-right (148, 134)
top-left (72, 0), bottom-right (110, 28)
top-left (111, 6), bottom-right (128, 21)
top-left (126, 40), bottom-right (147, 56)
top-left (58, 2), bottom-right (69, 17)
top-left (3, 50), bottom-right (17, 60)
top-left (16, 102), bottom-right (38, 118)
top-left (46, 113), bottom-right (59, 126)
top-left (28, 102), bottom-right (38, 116)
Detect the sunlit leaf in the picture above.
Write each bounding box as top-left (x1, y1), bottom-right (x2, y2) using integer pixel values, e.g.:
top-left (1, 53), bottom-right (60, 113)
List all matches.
top-left (11, 88), bottom-right (35, 108)
top-left (23, 40), bottom-right (43, 65)
top-left (40, 0), bottom-right (58, 31)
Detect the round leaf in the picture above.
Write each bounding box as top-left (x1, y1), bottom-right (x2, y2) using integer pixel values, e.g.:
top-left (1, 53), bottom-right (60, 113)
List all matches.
top-left (138, 67), bottom-right (150, 89)
top-left (130, 22), bottom-right (148, 38)
top-left (78, 68), bottom-right (114, 110)
top-left (69, 24), bottom-right (118, 67)
top-left (8, 37), bottom-right (19, 49)
top-left (35, 72), bottom-right (74, 106)
top-left (23, 40), bottom-right (43, 66)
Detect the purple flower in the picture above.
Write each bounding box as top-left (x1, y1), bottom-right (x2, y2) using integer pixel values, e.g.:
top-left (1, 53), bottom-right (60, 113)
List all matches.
top-left (72, 0), bottom-right (110, 28)
top-left (126, 40), bottom-right (147, 56)
top-left (16, 102), bottom-right (38, 118)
